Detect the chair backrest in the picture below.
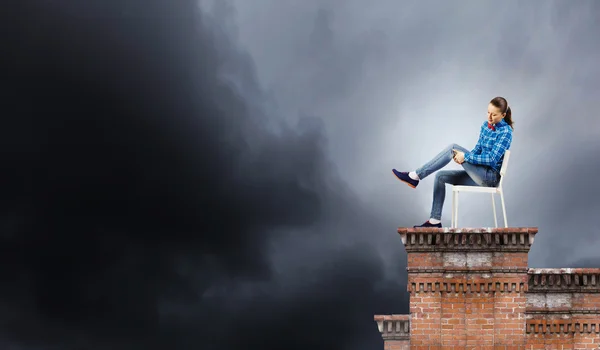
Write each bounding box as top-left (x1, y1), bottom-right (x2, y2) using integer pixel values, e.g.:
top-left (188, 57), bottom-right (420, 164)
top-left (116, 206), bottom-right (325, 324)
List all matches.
top-left (497, 150), bottom-right (511, 188)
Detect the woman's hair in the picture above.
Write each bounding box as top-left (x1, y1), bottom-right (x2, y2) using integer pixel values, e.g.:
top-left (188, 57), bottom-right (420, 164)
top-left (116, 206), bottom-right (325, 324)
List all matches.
top-left (490, 96), bottom-right (514, 129)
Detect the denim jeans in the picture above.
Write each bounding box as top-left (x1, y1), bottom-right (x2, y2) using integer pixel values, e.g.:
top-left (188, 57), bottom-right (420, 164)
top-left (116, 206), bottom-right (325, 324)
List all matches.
top-left (416, 144), bottom-right (500, 220)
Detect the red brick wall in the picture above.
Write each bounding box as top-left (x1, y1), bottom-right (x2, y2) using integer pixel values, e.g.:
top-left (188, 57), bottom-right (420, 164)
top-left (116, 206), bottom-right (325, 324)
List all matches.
top-left (406, 251), bottom-right (443, 347)
top-left (466, 291), bottom-right (494, 346)
top-left (409, 292), bottom-right (441, 347)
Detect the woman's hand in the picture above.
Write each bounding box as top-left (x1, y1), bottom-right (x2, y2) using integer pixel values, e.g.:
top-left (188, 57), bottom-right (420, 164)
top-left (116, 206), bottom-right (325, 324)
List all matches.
top-left (453, 151), bottom-right (465, 164)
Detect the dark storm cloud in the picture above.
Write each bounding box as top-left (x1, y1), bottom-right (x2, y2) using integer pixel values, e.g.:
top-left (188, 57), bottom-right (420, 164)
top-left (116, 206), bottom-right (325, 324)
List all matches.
top-left (1, 1), bottom-right (407, 349)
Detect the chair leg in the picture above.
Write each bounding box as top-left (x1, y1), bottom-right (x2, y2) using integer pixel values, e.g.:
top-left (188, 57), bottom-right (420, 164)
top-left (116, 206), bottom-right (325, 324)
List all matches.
top-left (451, 190), bottom-right (455, 228)
top-left (491, 193), bottom-right (498, 228)
top-left (455, 191), bottom-right (459, 228)
top-left (500, 191), bottom-right (508, 228)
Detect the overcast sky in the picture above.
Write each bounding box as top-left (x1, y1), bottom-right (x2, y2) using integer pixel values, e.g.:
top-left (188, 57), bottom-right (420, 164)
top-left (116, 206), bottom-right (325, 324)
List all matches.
top-left (1, 1), bottom-right (599, 349)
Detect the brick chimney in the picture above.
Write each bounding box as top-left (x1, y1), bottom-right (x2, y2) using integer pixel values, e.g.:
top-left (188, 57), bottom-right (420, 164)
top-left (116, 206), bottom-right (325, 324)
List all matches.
top-left (375, 227), bottom-right (537, 348)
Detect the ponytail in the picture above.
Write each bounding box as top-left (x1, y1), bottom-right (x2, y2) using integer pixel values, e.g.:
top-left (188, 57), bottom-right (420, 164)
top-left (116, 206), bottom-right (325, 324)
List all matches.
top-left (504, 106), bottom-right (514, 129)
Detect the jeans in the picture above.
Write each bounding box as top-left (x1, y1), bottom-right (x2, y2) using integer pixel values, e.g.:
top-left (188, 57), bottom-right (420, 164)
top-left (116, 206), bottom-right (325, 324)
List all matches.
top-left (416, 144), bottom-right (500, 220)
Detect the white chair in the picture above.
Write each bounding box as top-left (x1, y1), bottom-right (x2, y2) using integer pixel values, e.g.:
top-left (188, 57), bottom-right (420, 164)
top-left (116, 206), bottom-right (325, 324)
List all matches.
top-left (450, 150), bottom-right (511, 228)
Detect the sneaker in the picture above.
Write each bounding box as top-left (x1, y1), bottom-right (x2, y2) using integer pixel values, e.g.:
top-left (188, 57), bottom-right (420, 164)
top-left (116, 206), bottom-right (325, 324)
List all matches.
top-left (392, 169), bottom-right (419, 188)
top-left (413, 220), bottom-right (442, 228)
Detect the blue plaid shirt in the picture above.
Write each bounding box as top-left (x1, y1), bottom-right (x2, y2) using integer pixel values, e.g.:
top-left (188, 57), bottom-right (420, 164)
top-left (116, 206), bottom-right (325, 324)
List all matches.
top-left (464, 119), bottom-right (512, 172)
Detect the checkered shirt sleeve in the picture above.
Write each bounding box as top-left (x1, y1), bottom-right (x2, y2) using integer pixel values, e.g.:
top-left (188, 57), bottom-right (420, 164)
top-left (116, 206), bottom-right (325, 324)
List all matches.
top-left (464, 123), bottom-right (512, 167)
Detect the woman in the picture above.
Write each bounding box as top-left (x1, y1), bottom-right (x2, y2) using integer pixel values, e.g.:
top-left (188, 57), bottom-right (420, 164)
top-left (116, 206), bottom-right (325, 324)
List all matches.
top-left (392, 96), bottom-right (514, 228)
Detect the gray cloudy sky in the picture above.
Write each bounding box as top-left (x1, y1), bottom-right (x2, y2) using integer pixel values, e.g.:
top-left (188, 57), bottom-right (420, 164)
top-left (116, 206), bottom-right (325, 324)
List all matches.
top-left (1, 0), bottom-right (599, 349)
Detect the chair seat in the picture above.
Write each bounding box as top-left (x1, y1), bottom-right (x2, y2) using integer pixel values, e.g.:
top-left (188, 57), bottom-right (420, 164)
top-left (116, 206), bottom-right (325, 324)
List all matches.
top-left (452, 185), bottom-right (501, 194)
top-left (451, 150), bottom-right (510, 228)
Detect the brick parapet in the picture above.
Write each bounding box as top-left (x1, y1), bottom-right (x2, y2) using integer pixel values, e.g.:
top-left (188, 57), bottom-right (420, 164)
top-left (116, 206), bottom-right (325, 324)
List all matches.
top-left (526, 269), bottom-right (600, 313)
top-left (398, 227), bottom-right (538, 253)
top-left (528, 268), bottom-right (600, 293)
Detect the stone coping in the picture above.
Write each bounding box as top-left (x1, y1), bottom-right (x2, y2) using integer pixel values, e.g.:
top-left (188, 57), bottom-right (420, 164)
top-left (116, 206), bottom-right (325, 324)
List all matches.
top-left (374, 314), bottom-right (410, 321)
top-left (397, 227), bottom-right (538, 252)
top-left (398, 227), bottom-right (539, 234)
top-left (529, 268), bottom-right (600, 274)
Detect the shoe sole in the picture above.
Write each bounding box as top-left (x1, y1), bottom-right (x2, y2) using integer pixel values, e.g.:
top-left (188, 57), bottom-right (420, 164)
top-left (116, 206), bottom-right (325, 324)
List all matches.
top-left (393, 170), bottom-right (417, 188)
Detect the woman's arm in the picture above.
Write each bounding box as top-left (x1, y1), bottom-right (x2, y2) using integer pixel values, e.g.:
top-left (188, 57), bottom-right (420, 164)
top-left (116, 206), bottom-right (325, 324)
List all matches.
top-left (470, 129), bottom-right (484, 155)
top-left (464, 128), bottom-right (512, 167)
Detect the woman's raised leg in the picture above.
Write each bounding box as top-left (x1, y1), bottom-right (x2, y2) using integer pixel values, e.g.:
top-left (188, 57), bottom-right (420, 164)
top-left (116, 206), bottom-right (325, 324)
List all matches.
top-left (392, 143), bottom-right (470, 188)
top-left (415, 144), bottom-right (470, 180)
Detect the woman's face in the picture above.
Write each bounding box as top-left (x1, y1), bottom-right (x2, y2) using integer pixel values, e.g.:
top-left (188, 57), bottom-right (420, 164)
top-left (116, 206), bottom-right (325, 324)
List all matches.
top-left (487, 103), bottom-right (505, 124)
